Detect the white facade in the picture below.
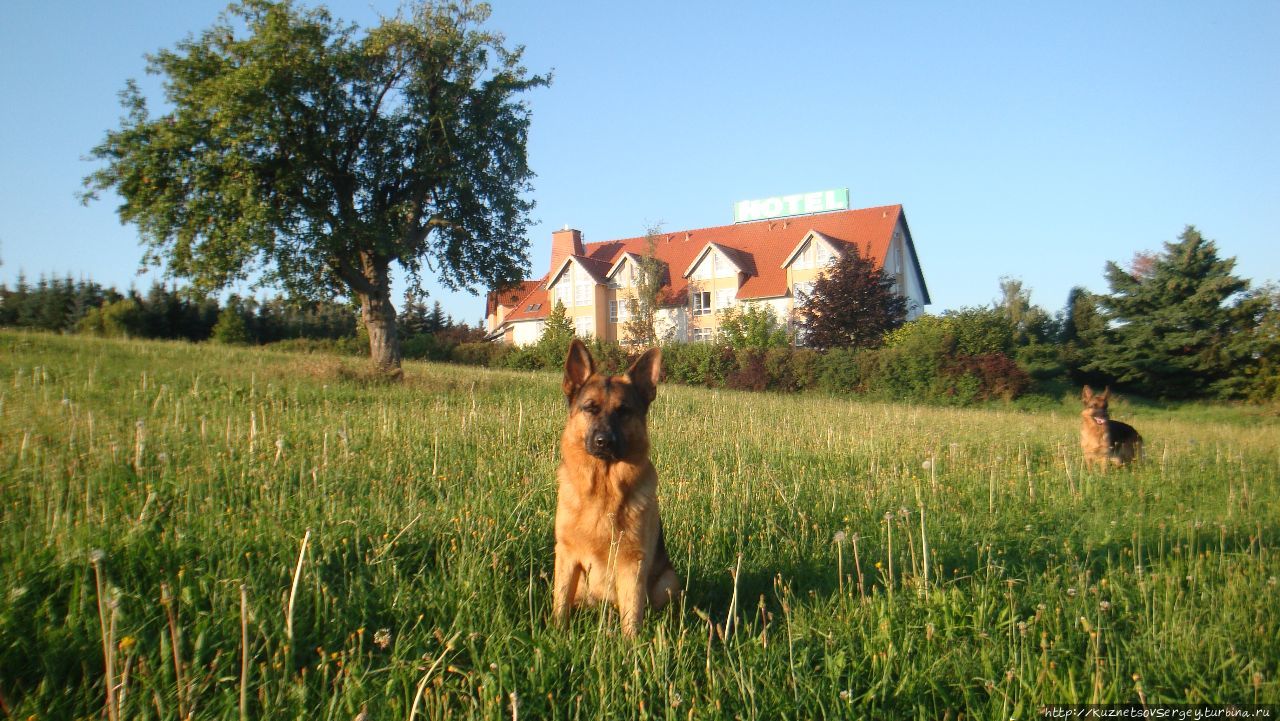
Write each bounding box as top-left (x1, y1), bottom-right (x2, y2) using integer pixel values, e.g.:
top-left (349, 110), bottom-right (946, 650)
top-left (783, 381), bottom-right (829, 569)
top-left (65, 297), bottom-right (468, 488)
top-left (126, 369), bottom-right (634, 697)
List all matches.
top-left (883, 218), bottom-right (928, 320)
top-left (510, 320), bottom-right (544, 346)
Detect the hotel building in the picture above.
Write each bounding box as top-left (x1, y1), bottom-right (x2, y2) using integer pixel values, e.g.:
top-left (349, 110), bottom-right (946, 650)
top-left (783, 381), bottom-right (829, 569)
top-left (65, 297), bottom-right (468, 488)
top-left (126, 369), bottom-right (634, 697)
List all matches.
top-left (484, 195), bottom-right (929, 346)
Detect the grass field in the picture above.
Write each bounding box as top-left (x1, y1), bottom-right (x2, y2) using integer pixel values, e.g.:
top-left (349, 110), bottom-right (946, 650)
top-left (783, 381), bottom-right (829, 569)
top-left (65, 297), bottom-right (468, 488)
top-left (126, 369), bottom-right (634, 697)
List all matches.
top-left (1, 330), bottom-right (1277, 719)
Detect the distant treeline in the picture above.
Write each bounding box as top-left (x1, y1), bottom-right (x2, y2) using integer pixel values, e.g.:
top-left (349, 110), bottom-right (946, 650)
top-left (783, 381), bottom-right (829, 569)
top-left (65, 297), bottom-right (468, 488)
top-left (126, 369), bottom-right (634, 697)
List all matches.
top-left (0, 275), bottom-right (483, 358)
top-left (5, 221), bottom-right (1278, 407)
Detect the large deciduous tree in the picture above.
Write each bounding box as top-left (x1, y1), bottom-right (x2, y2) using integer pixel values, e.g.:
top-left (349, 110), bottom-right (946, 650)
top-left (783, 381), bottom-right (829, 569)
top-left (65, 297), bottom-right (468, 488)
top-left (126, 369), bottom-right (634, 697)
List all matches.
top-left (1084, 226), bottom-right (1264, 398)
top-left (794, 245), bottom-right (907, 349)
top-left (82, 0), bottom-right (548, 373)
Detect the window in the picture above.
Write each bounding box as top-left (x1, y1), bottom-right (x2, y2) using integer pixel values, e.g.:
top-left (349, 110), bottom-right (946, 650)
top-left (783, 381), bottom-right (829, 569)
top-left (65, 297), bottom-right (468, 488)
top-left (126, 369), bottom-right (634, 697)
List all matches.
top-left (791, 240), bottom-right (812, 269)
top-left (609, 300), bottom-right (631, 324)
top-left (574, 315), bottom-right (594, 338)
top-left (692, 291), bottom-right (711, 316)
top-left (555, 282), bottom-right (570, 309)
top-left (574, 279), bottom-right (592, 307)
top-left (816, 242), bottom-right (834, 267)
top-left (793, 281), bottom-right (814, 301)
top-left (691, 327), bottom-right (713, 343)
top-left (526, 303), bottom-right (542, 312)
top-left (614, 261), bottom-right (633, 288)
top-left (715, 288), bottom-right (734, 310)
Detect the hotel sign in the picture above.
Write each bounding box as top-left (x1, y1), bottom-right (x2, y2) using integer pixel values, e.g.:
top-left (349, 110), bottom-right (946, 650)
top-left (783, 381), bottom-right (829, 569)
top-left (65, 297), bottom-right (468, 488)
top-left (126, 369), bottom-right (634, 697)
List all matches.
top-left (733, 188), bottom-right (849, 223)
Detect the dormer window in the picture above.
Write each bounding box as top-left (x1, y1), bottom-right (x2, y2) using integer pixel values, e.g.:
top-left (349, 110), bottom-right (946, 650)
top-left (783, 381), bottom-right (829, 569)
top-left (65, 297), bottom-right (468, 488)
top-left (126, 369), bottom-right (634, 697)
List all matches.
top-left (816, 242), bottom-right (834, 267)
top-left (792, 240), bottom-right (812, 269)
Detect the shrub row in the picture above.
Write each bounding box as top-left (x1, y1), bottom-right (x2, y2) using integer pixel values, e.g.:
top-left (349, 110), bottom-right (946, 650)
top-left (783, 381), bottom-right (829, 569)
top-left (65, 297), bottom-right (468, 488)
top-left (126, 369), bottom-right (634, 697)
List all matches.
top-left (443, 337), bottom-right (1030, 405)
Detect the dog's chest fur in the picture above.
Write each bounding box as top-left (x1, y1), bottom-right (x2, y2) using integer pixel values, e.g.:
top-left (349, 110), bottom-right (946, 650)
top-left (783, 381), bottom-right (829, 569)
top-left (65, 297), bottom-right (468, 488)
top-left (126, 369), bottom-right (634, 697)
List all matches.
top-left (556, 459), bottom-right (654, 552)
top-left (1081, 416), bottom-right (1111, 456)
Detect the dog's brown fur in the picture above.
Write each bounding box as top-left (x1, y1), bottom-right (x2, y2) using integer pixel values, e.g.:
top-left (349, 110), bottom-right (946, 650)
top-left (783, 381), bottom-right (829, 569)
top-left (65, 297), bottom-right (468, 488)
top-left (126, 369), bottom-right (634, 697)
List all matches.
top-left (553, 339), bottom-right (680, 636)
top-left (1080, 385), bottom-right (1142, 470)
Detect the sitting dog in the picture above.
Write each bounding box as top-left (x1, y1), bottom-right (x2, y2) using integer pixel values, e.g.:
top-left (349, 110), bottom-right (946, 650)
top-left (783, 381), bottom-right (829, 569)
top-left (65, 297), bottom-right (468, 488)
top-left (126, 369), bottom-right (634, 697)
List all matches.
top-left (1080, 385), bottom-right (1142, 469)
top-left (553, 339), bottom-right (680, 636)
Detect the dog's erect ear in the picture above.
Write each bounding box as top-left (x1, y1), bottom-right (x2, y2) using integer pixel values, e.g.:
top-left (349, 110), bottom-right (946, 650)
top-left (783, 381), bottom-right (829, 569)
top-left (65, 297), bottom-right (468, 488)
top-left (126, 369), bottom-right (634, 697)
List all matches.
top-left (1082, 385), bottom-right (1094, 401)
top-left (563, 338), bottom-right (595, 402)
top-left (626, 347), bottom-right (662, 403)
top-left (1101, 386), bottom-right (1111, 401)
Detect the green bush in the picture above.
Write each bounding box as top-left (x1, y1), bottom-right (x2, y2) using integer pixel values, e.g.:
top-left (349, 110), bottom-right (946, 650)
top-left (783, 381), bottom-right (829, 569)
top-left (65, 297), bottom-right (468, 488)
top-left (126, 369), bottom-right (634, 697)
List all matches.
top-left (211, 307), bottom-right (251, 345)
top-left (587, 338), bottom-right (631, 375)
top-left (661, 342), bottom-right (734, 387)
top-left (401, 333), bottom-right (454, 361)
top-left (495, 345), bottom-right (541, 370)
top-left (452, 341), bottom-right (506, 367)
top-left (815, 347), bottom-right (867, 393)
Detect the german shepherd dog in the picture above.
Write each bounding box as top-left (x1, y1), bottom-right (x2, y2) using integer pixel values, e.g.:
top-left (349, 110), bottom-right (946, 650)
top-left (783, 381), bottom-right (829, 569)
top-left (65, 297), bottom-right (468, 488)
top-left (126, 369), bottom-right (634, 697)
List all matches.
top-left (1080, 385), bottom-right (1142, 469)
top-left (553, 339), bottom-right (680, 636)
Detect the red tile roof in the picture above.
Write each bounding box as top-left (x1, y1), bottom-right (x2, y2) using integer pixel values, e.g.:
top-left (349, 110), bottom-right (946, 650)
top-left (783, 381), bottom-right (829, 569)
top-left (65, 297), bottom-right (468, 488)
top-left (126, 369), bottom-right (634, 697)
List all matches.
top-left (498, 204), bottom-right (916, 324)
top-left (485, 280), bottom-right (543, 318)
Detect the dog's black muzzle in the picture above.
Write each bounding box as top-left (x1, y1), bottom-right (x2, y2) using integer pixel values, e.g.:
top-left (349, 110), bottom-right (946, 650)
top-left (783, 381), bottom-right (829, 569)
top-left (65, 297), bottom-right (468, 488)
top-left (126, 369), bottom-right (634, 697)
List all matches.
top-left (585, 425), bottom-right (619, 460)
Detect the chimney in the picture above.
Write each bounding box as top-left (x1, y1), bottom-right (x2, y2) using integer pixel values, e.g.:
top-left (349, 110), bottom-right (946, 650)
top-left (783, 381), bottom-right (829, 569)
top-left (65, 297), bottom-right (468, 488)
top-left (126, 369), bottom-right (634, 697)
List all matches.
top-left (550, 225), bottom-right (584, 275)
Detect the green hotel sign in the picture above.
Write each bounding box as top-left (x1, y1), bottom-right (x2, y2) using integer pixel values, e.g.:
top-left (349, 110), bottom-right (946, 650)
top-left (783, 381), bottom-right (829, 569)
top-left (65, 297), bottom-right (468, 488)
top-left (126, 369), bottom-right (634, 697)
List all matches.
top-left (733, 188), bottom-right (849, 223)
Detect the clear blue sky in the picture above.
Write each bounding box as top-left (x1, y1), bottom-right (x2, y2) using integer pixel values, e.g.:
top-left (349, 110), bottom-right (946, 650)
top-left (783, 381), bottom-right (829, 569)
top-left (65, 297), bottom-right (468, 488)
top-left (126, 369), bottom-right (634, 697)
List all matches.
top-left (2, 1), bottom-right (1277, 326)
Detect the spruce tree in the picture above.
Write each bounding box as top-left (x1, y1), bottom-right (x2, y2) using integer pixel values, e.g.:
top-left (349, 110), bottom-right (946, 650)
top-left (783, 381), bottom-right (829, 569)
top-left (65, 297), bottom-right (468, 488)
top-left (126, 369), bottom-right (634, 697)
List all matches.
top-left (537, 300), bottom-right (576, 367)
top-left (1085, 226), bottom-right (1263, 398)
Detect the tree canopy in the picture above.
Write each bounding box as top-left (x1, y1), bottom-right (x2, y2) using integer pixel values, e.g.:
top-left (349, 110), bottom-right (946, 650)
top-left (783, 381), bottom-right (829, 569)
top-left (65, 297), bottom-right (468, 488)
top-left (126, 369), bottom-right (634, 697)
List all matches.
top-left (1085, 226), bottom-right (1263, 398)
top-left (82, 0), bottom-right (548, 371)
top-left (718, 302), bottom-right (789, 350)
top-left (794, 245), bottom-right (907, 350)
top-left (622, 225), bottom-right (665, 347)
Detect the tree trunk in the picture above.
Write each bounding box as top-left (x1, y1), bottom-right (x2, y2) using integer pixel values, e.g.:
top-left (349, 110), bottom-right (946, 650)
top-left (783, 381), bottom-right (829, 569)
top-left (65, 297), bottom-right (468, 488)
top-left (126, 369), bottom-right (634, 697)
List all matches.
top-left (357, 255), bottom-right (402, 376)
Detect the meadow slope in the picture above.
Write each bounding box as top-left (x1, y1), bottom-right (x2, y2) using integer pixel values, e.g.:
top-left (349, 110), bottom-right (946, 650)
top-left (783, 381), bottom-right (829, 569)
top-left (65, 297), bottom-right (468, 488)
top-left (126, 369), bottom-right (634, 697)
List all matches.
top-left (1, 331), bottom-right (1277, 719)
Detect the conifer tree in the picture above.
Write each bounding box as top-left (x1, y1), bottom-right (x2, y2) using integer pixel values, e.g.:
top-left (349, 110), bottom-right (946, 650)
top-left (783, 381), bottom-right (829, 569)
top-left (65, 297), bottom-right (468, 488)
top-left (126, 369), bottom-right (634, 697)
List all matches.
top-left (537, 300), bottom-right (576, 367)
top-left (1085, 226), bottom-right (1264, 398)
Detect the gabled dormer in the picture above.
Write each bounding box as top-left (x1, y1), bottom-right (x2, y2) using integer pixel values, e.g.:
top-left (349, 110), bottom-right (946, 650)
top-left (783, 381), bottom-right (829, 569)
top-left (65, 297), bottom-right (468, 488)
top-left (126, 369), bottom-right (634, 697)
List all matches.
top-left (683, 242), bottom-right (752, 282)
top-left (606, 252), bottom-right (645, 288)
top-left (780, 230), bottom-right (841, 271)
top-left (546, 254), bottom-right (610, 309)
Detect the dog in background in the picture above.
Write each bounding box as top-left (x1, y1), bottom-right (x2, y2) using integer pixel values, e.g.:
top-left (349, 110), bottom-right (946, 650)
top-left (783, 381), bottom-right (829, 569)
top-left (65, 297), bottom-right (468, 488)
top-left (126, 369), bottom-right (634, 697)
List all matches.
top-left (1080, 385), bottom-right (1142, 469)
top-left (553, 339), bottom-right (680, 636)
